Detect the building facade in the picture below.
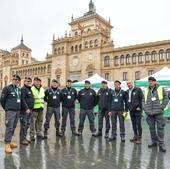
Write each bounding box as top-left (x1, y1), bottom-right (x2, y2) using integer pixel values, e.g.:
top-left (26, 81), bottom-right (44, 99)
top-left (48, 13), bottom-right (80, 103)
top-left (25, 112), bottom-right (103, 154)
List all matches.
top-left (1, 0), bottom-right (170, 89)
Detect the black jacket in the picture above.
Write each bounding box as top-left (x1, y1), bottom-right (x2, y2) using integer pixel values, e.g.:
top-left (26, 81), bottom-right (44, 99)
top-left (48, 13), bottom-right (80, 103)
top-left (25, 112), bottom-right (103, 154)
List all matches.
top-left (0, 84), bottom-right (21, 111)
top-left (21, 85), bottom-right (34, 113)
top-left (108, 88), bottom-right (127, 112)
top-left (97, 88), bottom-right (111, 110)
top-left (44, 87), bottom-right (61, 108)
top-left (126, 87), bottom-right (143, 112)
top-left (61, 87), bottom-right (77, 108)
top-left (77, 88), bottom-right (97, 110)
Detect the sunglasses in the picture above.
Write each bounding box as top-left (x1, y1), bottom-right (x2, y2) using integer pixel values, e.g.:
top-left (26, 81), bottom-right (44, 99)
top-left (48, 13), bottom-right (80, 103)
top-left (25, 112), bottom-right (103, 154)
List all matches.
top-left (27, 80), bottom-right (32, 83)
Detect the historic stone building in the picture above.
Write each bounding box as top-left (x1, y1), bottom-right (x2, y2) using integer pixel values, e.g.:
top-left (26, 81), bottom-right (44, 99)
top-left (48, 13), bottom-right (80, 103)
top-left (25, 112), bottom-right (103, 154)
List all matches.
top-left (1, 0), bottom-right (170, 89)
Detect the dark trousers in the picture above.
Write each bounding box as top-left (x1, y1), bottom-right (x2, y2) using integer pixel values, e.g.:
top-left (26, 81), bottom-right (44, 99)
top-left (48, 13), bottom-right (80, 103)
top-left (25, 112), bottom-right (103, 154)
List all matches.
top-left (20, 112), bottom-right (32, 141)
top-left (44, 107), bottom-right (60, 131)
top-left (4, 111), bottom-right (20, 144)
top-left (98, 108), bottom-right (110, 133)
top-left (61, 107), bottom-right (76, 132)
top-left (111, 111), bottom-right (125, 137)
top-left (146, 114), bottom-right (165, 145)
top-left (30, 110), bottom-right (43, 137)
top-left (78, 109), bottom-right (96, 133)
top-left (130, 111), bottom-right (142, 138)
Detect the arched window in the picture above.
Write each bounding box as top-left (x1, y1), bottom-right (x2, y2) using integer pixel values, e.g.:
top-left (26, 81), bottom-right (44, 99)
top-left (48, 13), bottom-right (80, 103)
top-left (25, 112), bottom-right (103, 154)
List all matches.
top-left (145, 51), bottom-right (150, 62)
top-left (54, 48), bottom-right (57, 54)
top-left (166, 49), bottom-right (170, 60)
top-left (132, 53), bottom-right (137, 64)
top-left (114, 56), bottom-right (119, 65)
top-left (138, 52), bottom-right (143, 63)
top-left (79, 44), bottom-right (82, 50)
top-left (75, 45), bottom-right (78, 52)
top-left (87, 28), bottom-right (91, 33)
top-left (58, 48), bottom-right (61, 54)
top-left (62, 47), bottom-right (64, 54)
top-left (85, 41), bottom-right (88, 48)
top-left (89, 40), bottom-right (93, 47)
top-left (71, 46), bottom-right (74, 52)
top-left (47, 64), bottom-right (51, 73)
top-left (126, 54), bottom-right (130, 64)
top-left (120, 55), bottom-right (124, 64)
top-left (159, 49), bottom-right (164, 61)
top-left (151, 51), bottom-right (157, 61)
top-left (75, 31), bottom-right (78, 36)
top-left (94, 39), bottom-right (98, 47)
top-left (104, 56), bottom-right (110, 66)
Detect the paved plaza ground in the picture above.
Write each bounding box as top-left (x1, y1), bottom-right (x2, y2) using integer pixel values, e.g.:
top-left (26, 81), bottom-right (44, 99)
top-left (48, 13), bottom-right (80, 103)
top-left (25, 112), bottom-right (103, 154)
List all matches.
top-left (0, 107), bottom-right (170, 169)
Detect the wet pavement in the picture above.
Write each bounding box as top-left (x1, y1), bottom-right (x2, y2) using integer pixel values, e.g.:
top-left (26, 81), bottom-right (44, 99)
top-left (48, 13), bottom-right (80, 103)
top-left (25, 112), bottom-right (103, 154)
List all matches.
top-left (0, 107), bottom-right (170, 169)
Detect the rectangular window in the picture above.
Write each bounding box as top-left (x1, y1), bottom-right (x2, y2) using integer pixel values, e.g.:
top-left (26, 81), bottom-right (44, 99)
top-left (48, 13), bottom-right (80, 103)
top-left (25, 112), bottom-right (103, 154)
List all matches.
top-left (148, 70), bottom-right (154, 76)
top-left (56, 75), bottom-right (60, 83)
top-left (135, 71), bottom-right (140, 80)
top-left (123, 72), bottom-right (128, 81)
top-left (88, 72), bottom-right (93, 77)
top-left (105, 73), bottom-right (110, 81)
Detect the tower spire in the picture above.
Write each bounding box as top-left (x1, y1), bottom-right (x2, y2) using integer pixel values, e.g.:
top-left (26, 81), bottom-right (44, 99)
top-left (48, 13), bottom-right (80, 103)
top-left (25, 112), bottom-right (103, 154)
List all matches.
top-left (21, 34), bottom-right (24, 44)
top-left (89, 0), bottom-right (96, 13)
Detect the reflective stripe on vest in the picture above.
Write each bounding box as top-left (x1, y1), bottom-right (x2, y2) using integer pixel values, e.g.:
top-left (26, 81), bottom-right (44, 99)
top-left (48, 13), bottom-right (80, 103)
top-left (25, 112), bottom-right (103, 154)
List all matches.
top-left (144, 86), bottom-right (168, 111)
top-left (31, 86), bottom-right (45, 109)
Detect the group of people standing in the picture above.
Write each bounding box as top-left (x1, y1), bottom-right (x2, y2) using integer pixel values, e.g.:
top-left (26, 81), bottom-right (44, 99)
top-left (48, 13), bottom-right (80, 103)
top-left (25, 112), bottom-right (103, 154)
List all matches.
top-left (0, 74), bottom-right (168, 154)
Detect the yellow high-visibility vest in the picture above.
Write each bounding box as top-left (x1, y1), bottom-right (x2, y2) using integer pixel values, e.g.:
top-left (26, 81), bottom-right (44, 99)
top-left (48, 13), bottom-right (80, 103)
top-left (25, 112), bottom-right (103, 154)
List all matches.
top-left (144, 86), bottom-right (168, 111)
top-left (31, 86), bottom-right (45, 109)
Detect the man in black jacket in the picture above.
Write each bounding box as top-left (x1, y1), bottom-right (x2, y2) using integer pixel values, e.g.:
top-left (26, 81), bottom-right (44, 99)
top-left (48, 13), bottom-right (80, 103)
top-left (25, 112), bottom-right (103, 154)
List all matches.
top-left (43, 79), bottom-right (62, 138)
top-left (77, 80), bottom-right (97, 136)
top-left (126, 81), bottom-right (143, 144)
top-left (108, 80), bottom-right (127, 142)
top-left (0, 74), bottom-right (21, 154)
top-left (61, 79), bottom-right (78, 136)
top-left (94, 81), bottom-right (110, 138)
top-left (20, 77), bottom-right (34, 145)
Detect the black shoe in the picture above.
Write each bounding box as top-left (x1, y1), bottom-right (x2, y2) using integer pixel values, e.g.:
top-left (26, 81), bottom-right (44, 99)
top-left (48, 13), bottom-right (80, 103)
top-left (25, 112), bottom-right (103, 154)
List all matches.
top-left (159, 144), bottom-right (166, 153)
top-left (72, 131), bottom-right (80, 136)
top-left (130, 136), bottom-right (138, 142)
top-left (148, 143), bottom-right (158, 148)
top-left (135, 138), bottom-right (142, 144)
top-left (78, 131), bottom-right (82, 136)
top-left (56, 131), bottom-right (63, 137)
top-left (30, 136), bottom-right (35, 142)
top-left (43, 135), bottom-right (48, 139)
top-left (109, 136), bottom-right (116, 141)
top-left (94, 132), bottom-right (102, 137)
top-left (43, 130), bottom-right (48, 139)
top-left (37, 135), bottom-right (44, 140)
top-left (121, 137), bottom-right (125, 142)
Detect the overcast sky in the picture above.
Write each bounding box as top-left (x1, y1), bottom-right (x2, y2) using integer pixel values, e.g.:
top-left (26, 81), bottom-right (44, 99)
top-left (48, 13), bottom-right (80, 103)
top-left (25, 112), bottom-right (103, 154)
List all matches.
top-left (0, 0), bottom-right (170, 60)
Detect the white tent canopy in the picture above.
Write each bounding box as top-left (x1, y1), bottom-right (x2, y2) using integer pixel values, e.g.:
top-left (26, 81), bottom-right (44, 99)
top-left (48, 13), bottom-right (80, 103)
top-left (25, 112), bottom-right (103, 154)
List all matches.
top-left (139, 66), bottom-right (170, 81)
top-left (74, 73), bottom-right (109, 84)
top-left (135, 66), bottom-right (170, 87)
